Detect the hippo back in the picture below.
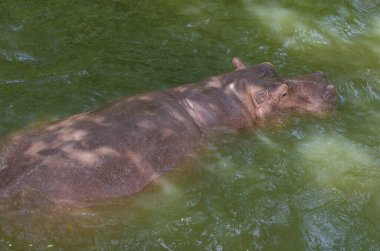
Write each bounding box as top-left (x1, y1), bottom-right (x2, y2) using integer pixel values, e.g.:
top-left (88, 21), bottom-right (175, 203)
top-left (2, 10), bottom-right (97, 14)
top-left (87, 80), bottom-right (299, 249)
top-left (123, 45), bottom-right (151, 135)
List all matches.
top-left (0, 91), bottom-right (202, 203)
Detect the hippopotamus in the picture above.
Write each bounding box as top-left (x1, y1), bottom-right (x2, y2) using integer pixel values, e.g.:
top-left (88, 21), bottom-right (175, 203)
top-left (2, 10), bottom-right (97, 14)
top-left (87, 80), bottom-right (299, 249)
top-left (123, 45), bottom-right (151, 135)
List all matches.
top-left (0, 58), bottom-right (336, 204)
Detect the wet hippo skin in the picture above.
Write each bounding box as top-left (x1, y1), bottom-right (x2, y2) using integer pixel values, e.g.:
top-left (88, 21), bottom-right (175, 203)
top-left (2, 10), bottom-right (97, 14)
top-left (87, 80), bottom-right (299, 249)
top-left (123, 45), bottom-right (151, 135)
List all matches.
top-left (0, 58), bottom-right (336, 204)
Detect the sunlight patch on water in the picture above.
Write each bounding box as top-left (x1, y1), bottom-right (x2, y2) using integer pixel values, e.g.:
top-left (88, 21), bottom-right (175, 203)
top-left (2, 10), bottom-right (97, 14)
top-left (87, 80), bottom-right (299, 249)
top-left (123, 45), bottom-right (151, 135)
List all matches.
top-left (154, 176), bottom-right (183, 197)
top-left (363, 112), bottom-right (380, 136)
top-left (243, 0), bottom-right (380, 70)
top-left (298, 133), bottom-right (380, 190)
top-left (244, 2), bottom-right (330, 49)
top-left (132, 176), bottom-right (183, 210)
top-left (205, 154), bottom-right (237, 177)
top-left (0, 49), bottom-right (36, 62)
top-left (255, 131), bottom-right (278, 149)
top-left (366, 16), bottom-right (380, 37)
top-left (356, 16), bottom-right (380, 60)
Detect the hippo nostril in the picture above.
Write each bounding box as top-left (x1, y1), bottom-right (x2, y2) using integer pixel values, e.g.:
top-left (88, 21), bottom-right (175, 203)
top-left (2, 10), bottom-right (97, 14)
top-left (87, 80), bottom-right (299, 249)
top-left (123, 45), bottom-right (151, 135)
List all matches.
top-left (326, 84), bottom-right (335, 92)
top-left (314, 71), bottom-right (327, 80)
top-left (322, 84), bottom-right (336, 104)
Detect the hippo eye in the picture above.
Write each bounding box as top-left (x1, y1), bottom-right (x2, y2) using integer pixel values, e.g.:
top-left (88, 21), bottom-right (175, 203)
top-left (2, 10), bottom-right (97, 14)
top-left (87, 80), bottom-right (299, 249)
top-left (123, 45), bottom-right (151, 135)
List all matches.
top-left (282, 92), bottom-right (288, 98)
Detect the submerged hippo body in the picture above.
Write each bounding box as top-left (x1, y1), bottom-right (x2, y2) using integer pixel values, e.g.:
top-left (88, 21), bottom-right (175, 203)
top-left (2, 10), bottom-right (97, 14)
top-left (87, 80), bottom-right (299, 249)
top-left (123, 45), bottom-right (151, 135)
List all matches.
top-left (0, 58), bottom-right (336, 204)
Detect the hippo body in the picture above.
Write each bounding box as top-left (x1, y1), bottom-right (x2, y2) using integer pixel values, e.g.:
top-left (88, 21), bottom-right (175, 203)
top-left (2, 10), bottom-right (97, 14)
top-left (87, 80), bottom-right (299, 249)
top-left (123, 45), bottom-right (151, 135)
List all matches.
top-left (0, 58), bottom-right (336, 204)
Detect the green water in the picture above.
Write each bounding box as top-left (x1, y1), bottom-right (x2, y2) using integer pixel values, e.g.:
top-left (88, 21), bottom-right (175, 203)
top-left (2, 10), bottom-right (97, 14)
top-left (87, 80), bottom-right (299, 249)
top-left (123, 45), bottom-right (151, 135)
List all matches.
top-left (0, 0), bottom-right (380, 250)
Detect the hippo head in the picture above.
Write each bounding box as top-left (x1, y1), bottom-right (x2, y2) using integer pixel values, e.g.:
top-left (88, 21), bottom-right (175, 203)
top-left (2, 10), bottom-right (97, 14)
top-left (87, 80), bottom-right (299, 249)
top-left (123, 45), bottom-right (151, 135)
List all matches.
top-left (231, 58), bottom-right (337, 119)
top-left (283, 72), bottom-right (337, 113)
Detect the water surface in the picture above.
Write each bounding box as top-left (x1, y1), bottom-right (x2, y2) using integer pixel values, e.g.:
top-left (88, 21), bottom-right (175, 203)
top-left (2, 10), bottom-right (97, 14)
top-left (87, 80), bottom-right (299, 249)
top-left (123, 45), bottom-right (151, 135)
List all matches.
top-left (0, 0), bottom-right (380, 250)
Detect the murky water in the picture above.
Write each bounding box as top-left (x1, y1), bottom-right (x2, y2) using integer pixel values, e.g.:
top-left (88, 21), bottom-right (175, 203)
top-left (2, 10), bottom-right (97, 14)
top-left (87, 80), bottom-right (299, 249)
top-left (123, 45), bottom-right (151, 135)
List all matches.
top-left (0, 0), bottom-right (380, 250)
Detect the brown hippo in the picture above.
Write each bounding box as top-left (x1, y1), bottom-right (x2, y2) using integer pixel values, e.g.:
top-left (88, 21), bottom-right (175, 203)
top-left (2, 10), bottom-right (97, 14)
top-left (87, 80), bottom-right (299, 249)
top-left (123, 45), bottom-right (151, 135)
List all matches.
top-left (0, 58), bottom-right (336, 204)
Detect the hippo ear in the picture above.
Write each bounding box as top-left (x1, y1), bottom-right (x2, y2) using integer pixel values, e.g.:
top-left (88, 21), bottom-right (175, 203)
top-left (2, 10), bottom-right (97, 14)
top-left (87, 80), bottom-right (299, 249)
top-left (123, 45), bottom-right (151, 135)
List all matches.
top-left (253, 89), bottom-right (271, 107)
top-left (232, 57), bottom-right (247, 70)
top-left (255, 62), bottom-right (278, 78)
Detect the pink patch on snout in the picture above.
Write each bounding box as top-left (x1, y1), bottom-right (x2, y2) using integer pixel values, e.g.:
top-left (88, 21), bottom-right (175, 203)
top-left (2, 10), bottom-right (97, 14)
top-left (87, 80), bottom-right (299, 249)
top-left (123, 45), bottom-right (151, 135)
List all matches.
top-left (323, 84), bottom-right (337, 105)
top-left (326, 84), bottom-right (335, 92)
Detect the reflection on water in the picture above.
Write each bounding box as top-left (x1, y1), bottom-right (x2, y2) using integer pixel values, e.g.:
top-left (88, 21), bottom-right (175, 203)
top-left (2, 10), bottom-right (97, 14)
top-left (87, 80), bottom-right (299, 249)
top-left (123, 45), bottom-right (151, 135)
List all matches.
top-left (0, 0), bottom-right (380, 250)
top-left (299, 132), bottom-right (380, 189)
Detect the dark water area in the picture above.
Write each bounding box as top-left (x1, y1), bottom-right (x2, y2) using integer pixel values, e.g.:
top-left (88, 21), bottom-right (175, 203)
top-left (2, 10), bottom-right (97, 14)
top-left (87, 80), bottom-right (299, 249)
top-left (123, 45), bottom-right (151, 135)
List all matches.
top-left (0, 0), bottom-right (380, 250)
